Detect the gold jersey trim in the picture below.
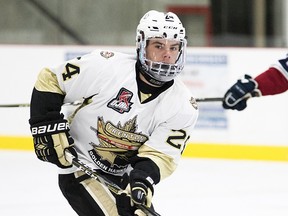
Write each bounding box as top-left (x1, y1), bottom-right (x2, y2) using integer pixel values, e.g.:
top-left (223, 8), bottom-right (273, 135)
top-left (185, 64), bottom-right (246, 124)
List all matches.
top-left (35, 68), bottom-right (65, 95)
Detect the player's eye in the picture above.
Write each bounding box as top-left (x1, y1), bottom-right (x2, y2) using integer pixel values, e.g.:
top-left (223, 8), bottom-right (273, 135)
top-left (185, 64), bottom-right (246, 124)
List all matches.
top-left (155, 44), bottom-right (164, 49)
top-left (170, 46), bottom-right (178, 51)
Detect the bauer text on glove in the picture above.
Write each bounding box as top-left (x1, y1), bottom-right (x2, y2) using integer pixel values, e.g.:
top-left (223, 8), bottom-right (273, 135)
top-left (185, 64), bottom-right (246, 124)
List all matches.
top-left (30, 118), bottom-right (77, 168)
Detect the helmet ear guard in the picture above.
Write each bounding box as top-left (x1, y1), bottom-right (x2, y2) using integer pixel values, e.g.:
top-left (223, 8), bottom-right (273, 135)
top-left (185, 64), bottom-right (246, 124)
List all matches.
top-left (136, 10), bottom-right (187, 83)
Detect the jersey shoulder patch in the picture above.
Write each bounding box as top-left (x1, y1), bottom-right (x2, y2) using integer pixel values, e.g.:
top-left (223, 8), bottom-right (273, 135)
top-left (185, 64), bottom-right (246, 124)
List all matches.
top-left (100, 50), bottom-right (115, 59)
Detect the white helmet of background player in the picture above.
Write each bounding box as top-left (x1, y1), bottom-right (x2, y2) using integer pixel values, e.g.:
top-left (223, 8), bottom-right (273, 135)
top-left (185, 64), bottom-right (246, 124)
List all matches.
top-left (136, 10), bottom-right (187, 84)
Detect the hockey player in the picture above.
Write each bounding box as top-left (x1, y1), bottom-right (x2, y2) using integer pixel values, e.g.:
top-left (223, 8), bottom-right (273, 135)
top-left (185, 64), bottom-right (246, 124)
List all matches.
top-left (29, 10), bottom-right (198, 216)
top-left (222, 55), bottom-right (288, 111)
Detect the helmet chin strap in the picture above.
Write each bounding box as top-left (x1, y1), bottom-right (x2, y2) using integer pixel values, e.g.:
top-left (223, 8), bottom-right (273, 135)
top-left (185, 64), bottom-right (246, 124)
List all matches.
top-left (136, 60), bottom-right (166, 87)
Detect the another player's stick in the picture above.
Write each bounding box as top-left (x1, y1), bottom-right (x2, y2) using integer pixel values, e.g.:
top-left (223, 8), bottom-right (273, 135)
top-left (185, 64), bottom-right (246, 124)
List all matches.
top-left (65, 151), bottom-right (161, 216)
top-left (195, 97), bottom-right (223, 102)
top-left (0, 103), bottom-right (31, 108)
top-left (0, 101), bottom-right (82, 108)
top-left (0, 97), bottom-right (223, 108)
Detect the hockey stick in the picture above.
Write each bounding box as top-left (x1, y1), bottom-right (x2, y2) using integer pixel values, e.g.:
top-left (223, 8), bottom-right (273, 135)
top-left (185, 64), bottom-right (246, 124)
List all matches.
top-left (195, 97), bottom-right (223, 102)
top-left (0, 103), bottom-right (31, 108)
top-left (0, 101), bottom-right (82, 108)
top-left (65, 151), bottom-right (161, 216)
top-left (0, 97), bottom-right (223, 108)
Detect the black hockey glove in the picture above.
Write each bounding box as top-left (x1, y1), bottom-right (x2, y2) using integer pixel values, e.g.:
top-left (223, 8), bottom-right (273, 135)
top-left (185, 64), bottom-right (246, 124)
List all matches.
top-left (129, 169), bottom-right (154, 207)
top-left (116, 170), bottom-right (154, 216)
top-left (30, 113), bottom-right (77, 168)
top-left (223, 74), bottom-right (262, 111)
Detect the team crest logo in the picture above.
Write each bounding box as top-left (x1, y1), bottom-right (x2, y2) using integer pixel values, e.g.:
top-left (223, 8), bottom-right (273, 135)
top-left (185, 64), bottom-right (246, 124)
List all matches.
top-left (107, 88), bottom-right (133, 113)
top-left (88, 116), bottom-right (148, 174)
top-left (100, 51), bottom-right (114, 59)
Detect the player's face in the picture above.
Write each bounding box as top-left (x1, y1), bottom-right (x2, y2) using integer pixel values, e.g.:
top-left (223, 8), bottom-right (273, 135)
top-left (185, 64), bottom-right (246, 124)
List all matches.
top-left (145, 38), bottom-right (181, 64)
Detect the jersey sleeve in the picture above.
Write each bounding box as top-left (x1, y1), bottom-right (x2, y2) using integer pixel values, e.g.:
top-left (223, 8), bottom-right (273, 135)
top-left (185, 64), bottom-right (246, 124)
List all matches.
top-left (255, 56), bottom-right (288, 96)
top-left (275, 56), bottom-right (288, 80)
top-left (137, 94), bottom-right (199, 182)
top-left (30, 51), bottom-right (105, 120)
top-left (49, 52), bottom-right (105, 103)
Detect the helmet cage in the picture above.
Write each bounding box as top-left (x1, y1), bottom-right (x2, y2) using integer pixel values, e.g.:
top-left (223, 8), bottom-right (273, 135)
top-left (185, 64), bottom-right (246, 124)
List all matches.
top-left (138, 35), bottom-right (187, 82)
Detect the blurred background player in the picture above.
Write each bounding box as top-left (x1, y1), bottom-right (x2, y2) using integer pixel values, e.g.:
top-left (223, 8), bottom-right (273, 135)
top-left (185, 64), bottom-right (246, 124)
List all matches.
top-left (223, 55), bottom-right (288, 111)
top-left (29, 10), bottom-right (198, 216)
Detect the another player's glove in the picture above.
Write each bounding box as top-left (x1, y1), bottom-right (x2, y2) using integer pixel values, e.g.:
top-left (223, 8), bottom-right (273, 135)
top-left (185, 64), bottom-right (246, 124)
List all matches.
top-left (116, 169), bottom-right (154, 216)
top-left (223, 74), bottom-right (262, 111)
top-left (29, 113), bottom-right (77, 168)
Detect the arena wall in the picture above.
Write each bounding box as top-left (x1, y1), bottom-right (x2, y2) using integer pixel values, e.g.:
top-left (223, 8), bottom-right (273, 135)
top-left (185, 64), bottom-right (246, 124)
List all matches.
top-left (1, 45), bottom-right (287, 161)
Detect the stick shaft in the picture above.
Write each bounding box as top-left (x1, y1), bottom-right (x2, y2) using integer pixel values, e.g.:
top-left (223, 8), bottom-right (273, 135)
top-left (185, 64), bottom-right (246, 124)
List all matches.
top-left (195, 97), bottom-right (223, 102)
top-left (0, 101), bottom-right (82, 108)
top-left (0, 103), bottom-right (30, 107)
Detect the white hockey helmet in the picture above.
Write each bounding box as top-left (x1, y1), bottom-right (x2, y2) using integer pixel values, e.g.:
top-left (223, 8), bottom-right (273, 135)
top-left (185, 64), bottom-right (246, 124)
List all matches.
top-left (136, 10), bottom-right (187, 83)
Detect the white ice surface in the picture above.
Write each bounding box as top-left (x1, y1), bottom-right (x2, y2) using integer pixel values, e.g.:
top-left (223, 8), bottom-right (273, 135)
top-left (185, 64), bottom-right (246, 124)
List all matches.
top-left (1, 150), bottom-right (288, 216)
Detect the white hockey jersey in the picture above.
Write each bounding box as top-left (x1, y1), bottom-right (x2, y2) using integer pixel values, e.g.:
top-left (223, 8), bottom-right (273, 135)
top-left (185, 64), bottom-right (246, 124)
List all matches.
top-left (37, 50), bottom-right (199, 180)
